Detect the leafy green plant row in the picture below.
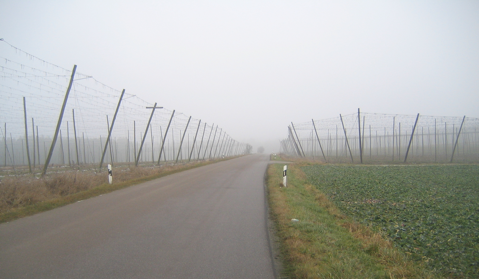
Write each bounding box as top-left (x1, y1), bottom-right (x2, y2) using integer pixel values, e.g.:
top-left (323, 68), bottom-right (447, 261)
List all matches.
top-left (302, 164), bottom-right (479, 278)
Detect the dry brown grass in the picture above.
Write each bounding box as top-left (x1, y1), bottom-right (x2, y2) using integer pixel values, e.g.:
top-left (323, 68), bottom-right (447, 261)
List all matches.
top-left (0, 161), bottom-right (220, 217)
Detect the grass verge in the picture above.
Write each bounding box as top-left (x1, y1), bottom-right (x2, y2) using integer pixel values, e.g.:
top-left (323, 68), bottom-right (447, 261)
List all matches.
top-left (267, 163), bottom-right (439, 278)
top-left (0, 159), bottom-right (230, 223)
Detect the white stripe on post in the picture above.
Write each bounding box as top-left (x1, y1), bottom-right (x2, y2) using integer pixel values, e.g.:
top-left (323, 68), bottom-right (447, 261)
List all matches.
top-left (283, 165), bottom-right (287, 187)
top-left (108, 164), bottom-right (112, 184)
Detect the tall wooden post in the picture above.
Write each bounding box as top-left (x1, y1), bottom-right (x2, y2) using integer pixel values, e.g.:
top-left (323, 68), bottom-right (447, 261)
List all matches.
top-left (82, 132), bottom-right (86, 164)
top-left (202, 124), bottom-right (215, 160)
top-left (434, 119), bottom-right (437, 162)
top-left (216, 132), bottom-right (227, 158)
top-left (157, 110), bottom-right (175, 165)
top-left (67, 121), bottom-right (71, 167)
top-left (99, 89), bottom-right (125, 170)
top-left (404, 113), bottom-right (420, 163)
top-left (174, 116), bottom-right (191, 163)
top-left (23, 97), bottom-right (32, 173)
top-left (106, 116), bottom-right (114, 164)
top-left (213, 130), bottom-right (224, 158)
top-left (41, 65), bottom-right (76, 177)
top-left (150, 124), bottom-right (154, 163)
top-left (392, 117), bottom-right (395, 161)
top-left (10, 134), bottom-right (15, 170)
top-left (36, 126), bottom-right (40, 165)
top-left (208, 126), bottom-right (219, 159)
top-left (312, 119), bottom-right (327, 161)
top-left (32, 118), bottom-right (36, 169)
top-left (358, 108), bottom-right (362, 163)
top-left (369, 125), bottom-right (372, 159)
top-left (288, 127), bottom-right (302, 157)
top-left (339, 114), bottom-right (354, 163)
top-left (127, 131), bottom-right (130, 163)
top-left (196, 122), bottom-right (207, 160)
top-left (73, 109), bottom-right (80, 166)
top-left (136, 103), bottom-right (160, 166)
top-left (450, 116), bottom-right (466, 163)
top-left (134, 121), bottom-right (136, 162)
top-left (59, 129), bottom-right (65, 165)
top-left (4, 123), bottom-right (6, 166)
top-left (189, 120), bottom-right (202, 162)
top-left (291, 122), bottom-right (305, 157)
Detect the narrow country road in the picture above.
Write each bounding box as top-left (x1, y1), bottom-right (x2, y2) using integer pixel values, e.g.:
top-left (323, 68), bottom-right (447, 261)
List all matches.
top-left (0, 155), bottom-right (277, 279)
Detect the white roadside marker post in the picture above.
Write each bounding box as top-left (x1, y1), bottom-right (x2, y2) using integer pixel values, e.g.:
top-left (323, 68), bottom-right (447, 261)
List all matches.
top-left (283, 165), bottom-right (287, 187)
top-left (108, 164), bottom-right (112, 184)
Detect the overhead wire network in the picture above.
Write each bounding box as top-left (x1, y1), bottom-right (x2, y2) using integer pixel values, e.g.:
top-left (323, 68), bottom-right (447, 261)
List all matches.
top-left (0, 39), bottom-right (245, 170)
top-left (283, 110), bottom-right (479, 163)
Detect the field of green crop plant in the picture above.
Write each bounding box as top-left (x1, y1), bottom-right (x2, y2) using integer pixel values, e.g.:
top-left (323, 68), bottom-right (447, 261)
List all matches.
top-left (302, 164), bottom-right (479, 278)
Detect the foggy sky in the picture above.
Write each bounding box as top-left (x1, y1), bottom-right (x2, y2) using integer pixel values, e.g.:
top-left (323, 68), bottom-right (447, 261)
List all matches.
top-left (1, 0), bottom-right (478, 153)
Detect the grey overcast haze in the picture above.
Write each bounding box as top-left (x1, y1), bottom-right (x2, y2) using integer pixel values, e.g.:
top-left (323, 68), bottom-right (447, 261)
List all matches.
top-left (1, 0), bottom-right (478, 153)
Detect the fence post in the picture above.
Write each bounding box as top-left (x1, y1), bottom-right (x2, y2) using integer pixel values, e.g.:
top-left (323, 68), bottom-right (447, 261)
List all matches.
top-left (196, 122), bottom-right (207, 160)
top-left (358, 108), bottom-right (363, 163)
top-left (392, 117), bottom-right (395, 161)
top-left (3, 123), bottom-right (6, 166)
top-left (189, 120), bottom-right (201, 162)
top-left (23, 97), bottom-right (32, 173)
top-left (202, 124), bottom-right (215, 160)
top-left (73, 109), bottom-right (80, 166)
top-left (151, 124), bottom-right (154, 163)
top-left (134, 121), bottom-right (136, 162)
top-left (82, 133), bottom-right (86, 164)
top-left (450, 116), bottom-right (466, 163)
top-left (434, 119), bottom-right (437, 162)
top-left (291, 122), bottom-right (305, 157)
top-left (106, 116), bottom-right (114, 164)
top-left (339, 114), bottom-right (354, 163)
top-left (59, 129), bottom-right (65, 165)
top-left (175, 116), bottom-right (191, 163)
top-left (288, 127), bottom-right (302, 157)
top-left (404, 113), bottom-right (420, 163)
top-left (213, 130), bottom-right (224, 158)
top-left (41, 65), bottom-right (76, 177)
top-left (208, 126), bottom-right (219, 159)
top-left (67, 122), bottom-right (71, 167)
top-left (312, 119), bottom-right (327, 162)
top-left (10, 133), bottom-right (15, 171)
top-left (99, 89), bottom-right (125, 171)
top-left (157, 110), bottom-right (175, 165)
top-left (136, 103), bottom-right (161, 166)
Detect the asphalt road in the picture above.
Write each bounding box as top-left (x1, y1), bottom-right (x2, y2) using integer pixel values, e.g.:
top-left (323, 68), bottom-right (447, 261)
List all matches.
top-left (0, 155), bottom-right (277, 279)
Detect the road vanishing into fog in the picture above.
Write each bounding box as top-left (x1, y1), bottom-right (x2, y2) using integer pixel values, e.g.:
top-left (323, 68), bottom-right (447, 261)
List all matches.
top-left (0, 155), bottom-right (278, 279)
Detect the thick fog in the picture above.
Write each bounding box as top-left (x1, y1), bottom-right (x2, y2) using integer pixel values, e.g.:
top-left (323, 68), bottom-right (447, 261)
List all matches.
top-left (1, 0), bottom-right (478, 153)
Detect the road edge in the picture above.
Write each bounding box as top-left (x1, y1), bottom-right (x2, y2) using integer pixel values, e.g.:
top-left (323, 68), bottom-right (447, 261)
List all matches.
top-left (264, 162), bottom-right (285, 279)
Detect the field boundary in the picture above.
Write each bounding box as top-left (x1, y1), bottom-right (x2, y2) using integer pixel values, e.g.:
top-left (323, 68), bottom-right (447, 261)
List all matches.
top-left (266, 162), bottom-right (439, 278)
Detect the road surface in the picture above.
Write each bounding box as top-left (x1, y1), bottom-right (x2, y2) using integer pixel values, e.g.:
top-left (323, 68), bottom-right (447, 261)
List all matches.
top-left (0, 155), bottom-right (278, 279)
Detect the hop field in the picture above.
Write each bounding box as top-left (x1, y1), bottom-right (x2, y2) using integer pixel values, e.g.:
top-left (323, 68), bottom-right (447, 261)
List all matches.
top-left (302, 164), bottom-right (479, 278)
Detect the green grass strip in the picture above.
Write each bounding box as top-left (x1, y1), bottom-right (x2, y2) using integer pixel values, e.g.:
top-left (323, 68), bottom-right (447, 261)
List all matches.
top-left (267, 163), bottom-right (438, 279)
